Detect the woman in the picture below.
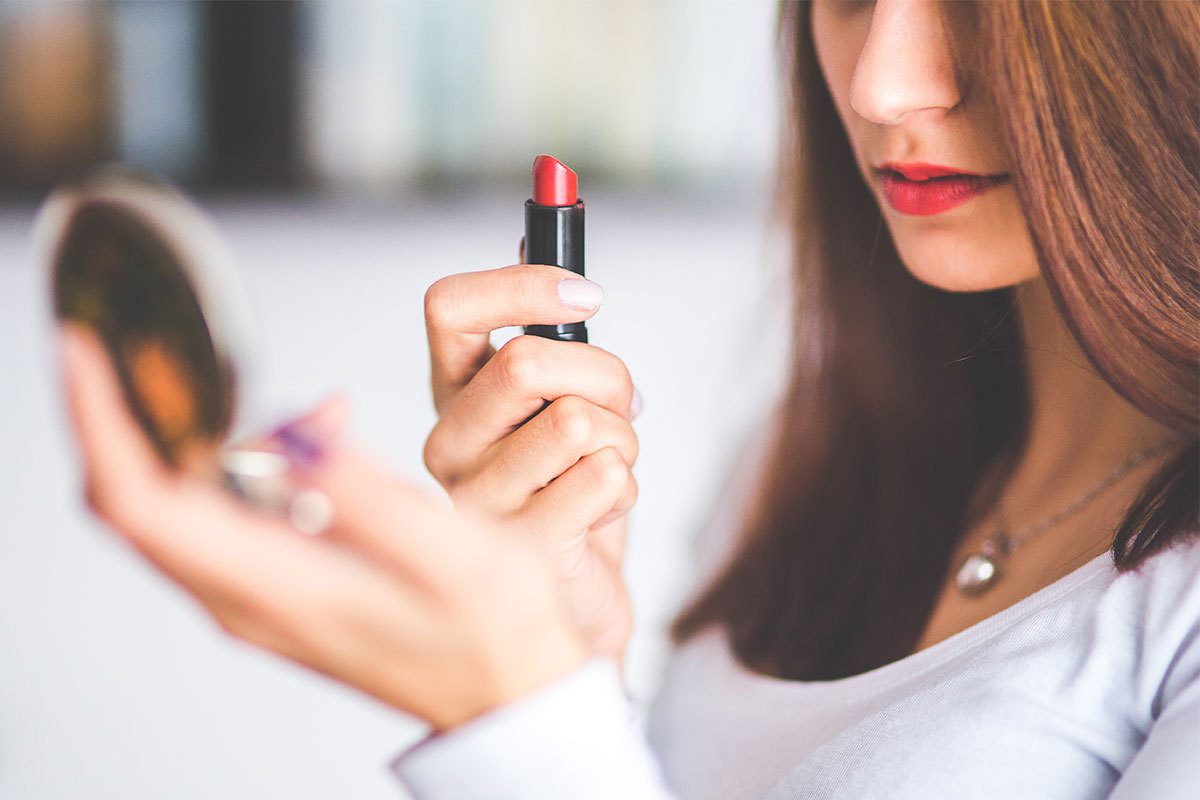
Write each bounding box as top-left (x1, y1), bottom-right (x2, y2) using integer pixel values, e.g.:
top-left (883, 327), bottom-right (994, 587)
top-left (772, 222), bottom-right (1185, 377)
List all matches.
top-left (58, 0), bottom-right (1198, 797)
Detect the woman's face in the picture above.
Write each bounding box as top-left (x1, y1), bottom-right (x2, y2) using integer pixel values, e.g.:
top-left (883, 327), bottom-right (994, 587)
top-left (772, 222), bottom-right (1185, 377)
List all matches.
top-left (811, 0), bottom-right (1039, 291)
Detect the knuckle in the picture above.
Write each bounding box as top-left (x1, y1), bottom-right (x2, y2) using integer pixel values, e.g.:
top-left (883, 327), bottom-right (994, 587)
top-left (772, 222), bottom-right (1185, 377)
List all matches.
top-left (547, 396), bottom-right (595, 449)
top-left (495, 335), bottom-right (544, 393)
top-left (596, 347), bottom-right (634, 399)
top-left (499, 330), bottom-right (540, 360)
top-left (614, 358), bottom-right (635, 397)
top-left (623, 425), bottom-right (641, 465)
top-left (422, 427), bottom-right (451, 483)
top-left (591, 447), bottom-right (628, 491)
top-left (423, 275), bottom-right (458, 328)
top-left (622, 472), bottom-right (640, 509)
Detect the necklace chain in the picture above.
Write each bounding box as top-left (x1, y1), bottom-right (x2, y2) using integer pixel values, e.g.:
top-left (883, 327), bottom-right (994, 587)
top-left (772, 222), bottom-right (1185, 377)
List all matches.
top-left (957, 436), bottom-right (1185, 595)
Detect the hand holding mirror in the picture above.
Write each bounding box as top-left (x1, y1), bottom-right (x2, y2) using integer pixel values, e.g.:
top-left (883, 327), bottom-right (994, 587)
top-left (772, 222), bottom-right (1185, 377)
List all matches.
top-left (38, 166), bottom-right (331, 533)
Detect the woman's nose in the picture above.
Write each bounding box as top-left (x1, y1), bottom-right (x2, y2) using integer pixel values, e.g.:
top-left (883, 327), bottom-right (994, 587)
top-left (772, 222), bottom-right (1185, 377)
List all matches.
top-left (849, 0), bottom-right (962, 126)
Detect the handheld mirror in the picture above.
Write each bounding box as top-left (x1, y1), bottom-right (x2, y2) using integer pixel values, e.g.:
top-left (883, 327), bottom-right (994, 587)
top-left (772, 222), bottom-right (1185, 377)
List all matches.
top-left (38, 166), bottom-right (330, 532)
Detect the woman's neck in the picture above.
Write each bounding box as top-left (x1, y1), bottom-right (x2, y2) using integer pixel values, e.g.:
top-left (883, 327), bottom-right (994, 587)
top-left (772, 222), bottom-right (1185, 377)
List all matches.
top-left (1004, 277), bottom-right (1176, 518)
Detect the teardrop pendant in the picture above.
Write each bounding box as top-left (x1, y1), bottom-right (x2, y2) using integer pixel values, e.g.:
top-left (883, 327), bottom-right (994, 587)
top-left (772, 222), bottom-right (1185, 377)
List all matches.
top-left (955, 552), bottom-right (999, 596)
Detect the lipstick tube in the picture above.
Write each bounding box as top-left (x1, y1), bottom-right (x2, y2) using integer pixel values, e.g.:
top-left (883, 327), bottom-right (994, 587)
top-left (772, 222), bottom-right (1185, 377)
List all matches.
top-left (523, 155), bottom-right (587, 343)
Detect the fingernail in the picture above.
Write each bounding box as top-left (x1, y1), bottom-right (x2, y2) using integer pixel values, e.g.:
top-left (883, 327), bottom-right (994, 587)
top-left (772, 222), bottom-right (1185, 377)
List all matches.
top-left (268, 420), bottom-right (326, 468)
top-left (557, 278), bottom-right (603, 310)
top-left (628, 386), bottom-right (643, 420)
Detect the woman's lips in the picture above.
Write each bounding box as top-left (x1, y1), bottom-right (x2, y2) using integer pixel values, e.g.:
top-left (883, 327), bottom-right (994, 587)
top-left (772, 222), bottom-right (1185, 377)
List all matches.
top-left (875, 162), bottom-right (1009, 216)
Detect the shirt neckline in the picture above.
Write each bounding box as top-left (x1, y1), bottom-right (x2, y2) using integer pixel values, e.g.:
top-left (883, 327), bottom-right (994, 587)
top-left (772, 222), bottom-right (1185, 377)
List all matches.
top-left (705, 549), bottom-right (1115, 701)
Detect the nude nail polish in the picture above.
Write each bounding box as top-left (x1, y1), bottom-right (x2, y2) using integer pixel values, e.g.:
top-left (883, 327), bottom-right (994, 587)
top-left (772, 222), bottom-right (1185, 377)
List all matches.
top-left (557, 278), bottom-right (603, 310)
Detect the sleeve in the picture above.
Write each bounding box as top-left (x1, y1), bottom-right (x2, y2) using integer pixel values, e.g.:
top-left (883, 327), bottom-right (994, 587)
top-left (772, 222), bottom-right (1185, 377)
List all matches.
top-left (1107, 541), bottom-right (1200, 800)
top-left (389, 657), bottom-right (680, 800)
top-left (1107, 644), bottom-right (1200, 799)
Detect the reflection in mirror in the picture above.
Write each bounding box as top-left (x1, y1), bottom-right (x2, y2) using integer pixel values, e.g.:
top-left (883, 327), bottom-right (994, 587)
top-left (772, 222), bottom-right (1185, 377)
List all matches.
top-left (52, 192), bottom-right (233, 472)
top-left (40, 167), bottom-right (331, 533)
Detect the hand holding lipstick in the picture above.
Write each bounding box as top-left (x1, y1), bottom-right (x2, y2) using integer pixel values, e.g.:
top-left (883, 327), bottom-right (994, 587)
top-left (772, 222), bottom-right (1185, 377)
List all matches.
top-left (422, 263), bottom-right (641, 658)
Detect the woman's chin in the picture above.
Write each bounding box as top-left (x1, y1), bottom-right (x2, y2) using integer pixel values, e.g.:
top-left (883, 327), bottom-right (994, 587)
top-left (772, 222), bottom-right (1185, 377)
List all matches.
top-left (892, 240), bottom-right (1040, 294)
top-left (881, 189), bottom-right (1040, 293)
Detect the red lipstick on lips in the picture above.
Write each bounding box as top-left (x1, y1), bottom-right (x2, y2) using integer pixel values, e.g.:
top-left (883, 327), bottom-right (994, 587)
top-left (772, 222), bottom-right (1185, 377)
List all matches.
top-left (876, 161), bottom-right (1008, 216)
top-left (523, 154), bottom-right (587, 343)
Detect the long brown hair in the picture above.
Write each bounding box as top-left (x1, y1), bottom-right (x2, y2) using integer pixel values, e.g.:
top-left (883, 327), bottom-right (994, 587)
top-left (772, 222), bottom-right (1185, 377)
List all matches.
top-left (672, 0), bottom-right (1200, 680)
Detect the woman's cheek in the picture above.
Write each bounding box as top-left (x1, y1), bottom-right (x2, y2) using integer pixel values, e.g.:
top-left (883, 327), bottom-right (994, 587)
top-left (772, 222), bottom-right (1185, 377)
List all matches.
top-left (812, 4), bottom-right (869, 106)
top-left (811, 5), bottom-right (874, 176)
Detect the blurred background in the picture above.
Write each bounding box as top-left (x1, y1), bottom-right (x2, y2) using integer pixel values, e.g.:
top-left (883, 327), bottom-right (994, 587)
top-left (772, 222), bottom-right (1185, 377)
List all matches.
top-left (0, 0), bottom-right (779, 194)
top-left (0, 1), bottom-right (791, 797)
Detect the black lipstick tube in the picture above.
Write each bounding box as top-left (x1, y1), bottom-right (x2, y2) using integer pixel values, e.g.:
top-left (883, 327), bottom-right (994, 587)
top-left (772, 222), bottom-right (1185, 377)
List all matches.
top-left (522, 198), bottom-right (587, 343)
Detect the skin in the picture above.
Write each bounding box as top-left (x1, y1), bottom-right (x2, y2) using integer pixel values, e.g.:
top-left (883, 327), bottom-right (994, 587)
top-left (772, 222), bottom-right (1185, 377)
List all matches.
top-left (810, 0), bottom-right (1180, 649)
top-left (57, 258), bottom-right (631, 729)
top-left (421, 262), bottom-right (640, 661)
top-left (58, 324), bottom-right (591, 730)
top-left (58, 0), bottom-right (1183, 736)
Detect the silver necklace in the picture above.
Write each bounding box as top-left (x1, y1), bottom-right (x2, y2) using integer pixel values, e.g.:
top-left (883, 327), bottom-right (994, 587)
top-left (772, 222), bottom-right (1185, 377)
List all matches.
top-left (954, 436), bottom-right (1183, 596)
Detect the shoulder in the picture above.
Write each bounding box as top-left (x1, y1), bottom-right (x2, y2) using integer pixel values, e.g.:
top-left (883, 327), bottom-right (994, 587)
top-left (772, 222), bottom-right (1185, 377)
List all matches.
top-left (1109, 527), bottom-right (1200, 632)
top-left (1105, 529), bottom-right (1200, 797)
top-left (1103, 528), bottom-right (1200, 716)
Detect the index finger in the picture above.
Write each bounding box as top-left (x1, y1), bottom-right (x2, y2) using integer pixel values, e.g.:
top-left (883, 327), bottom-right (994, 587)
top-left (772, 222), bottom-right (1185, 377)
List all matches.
top-left (423, 264), bottom-right (603, 411)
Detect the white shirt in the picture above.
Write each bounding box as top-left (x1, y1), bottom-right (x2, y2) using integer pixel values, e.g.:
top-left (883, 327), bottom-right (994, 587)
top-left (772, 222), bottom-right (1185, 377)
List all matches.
top-left (388, 423), bottom-right (1200, 799)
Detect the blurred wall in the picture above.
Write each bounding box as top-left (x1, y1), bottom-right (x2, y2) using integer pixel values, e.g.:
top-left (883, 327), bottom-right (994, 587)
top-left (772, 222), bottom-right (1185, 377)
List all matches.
top-left (0, 0), bottom-right (778, 197)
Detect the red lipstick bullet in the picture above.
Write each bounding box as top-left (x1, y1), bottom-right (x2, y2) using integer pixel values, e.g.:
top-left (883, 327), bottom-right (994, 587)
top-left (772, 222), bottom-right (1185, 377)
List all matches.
top-left (523, 154), bottom-right (587, 343)
top-left (532, 155), bottom-right (578, 206)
